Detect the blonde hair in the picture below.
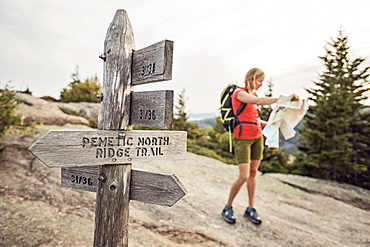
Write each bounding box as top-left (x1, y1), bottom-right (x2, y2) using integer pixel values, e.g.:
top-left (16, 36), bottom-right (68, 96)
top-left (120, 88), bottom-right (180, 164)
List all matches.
top-left (244, 68), bottom-right (265, 93)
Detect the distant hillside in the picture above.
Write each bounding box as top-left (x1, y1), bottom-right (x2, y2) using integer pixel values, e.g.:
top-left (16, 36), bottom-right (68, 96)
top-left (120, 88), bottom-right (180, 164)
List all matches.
top-left (188, 112), bottom-right (302, 153)
top-left (280, 120), bottom-right (304, 153)
top-left (190, 118), bottom-right (217, 128)
top-left (188, 112), bottom-right (218, 121)
top-left (188, 113), bottom-right (218, 128)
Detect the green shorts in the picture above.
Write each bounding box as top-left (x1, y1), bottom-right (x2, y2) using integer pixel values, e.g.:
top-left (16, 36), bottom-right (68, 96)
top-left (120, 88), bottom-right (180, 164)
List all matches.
top-left (234, 136), bottom-right (264, 163)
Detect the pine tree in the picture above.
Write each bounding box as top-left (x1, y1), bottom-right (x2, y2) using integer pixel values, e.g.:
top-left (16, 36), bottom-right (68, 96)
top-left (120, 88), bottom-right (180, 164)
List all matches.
top-left (259, 78), bottom-right (273, 121)
top-left (298, 31), bottom-right (370, 184)
top-left (350, 109), bottom-right (370, 188)
top-left (173, 89), bottom-right (189, 131)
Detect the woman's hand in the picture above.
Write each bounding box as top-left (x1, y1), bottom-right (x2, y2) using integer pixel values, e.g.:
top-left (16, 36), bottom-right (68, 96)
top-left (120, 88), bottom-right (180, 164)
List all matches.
top-left (289, 94), bottom-right (299, 101)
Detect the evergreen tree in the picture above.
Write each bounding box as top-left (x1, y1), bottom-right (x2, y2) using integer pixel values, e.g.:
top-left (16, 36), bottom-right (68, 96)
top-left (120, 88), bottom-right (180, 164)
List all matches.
top-left (174, 89), bottom-right (188, 122)
top-left (259, 78), bottom-right (274, 121)
top-left (173, 89), bottom-right (189, 131)
top-left (298, 31), bottom-right (370, 185)
top-left (349, 106), bottom-right (370, 188)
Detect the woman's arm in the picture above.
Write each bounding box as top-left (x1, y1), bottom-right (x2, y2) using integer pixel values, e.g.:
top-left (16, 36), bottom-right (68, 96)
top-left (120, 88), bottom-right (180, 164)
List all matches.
top-left (236, 91), bottom-right (278, 105)
top-left (236, 91), bottom-right (299, 105)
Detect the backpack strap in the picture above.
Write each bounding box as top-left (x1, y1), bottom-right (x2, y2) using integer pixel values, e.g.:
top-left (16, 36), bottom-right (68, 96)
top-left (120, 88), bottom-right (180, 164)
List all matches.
top-left (227, 102), bottom-right (247, 152)
top-left (235, 103), bottom-right (247, 117)
top-left (234, 102), bottom-right (247, 137)
top-left (237, 121), bottom-right (258, 137)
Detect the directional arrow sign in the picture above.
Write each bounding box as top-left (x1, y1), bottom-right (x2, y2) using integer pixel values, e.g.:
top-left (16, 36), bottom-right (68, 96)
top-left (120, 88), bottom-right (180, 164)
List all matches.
top-left (61, 166), bottom-right (99, 192)
top-left (61, 166), bottom-right (187, 206)
top-left (130, 90), bottom-right (173, 129)
top-left (132, 40), bottom-right (173, 85)
top-left (29, 130), bottom-right (187, 168)
top-left (129, 168), bottom-right (186, 207)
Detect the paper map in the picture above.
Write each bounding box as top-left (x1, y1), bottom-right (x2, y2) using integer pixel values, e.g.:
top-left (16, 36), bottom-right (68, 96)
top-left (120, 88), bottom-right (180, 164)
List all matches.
top-left (262, 95), bottom-right (308, 148)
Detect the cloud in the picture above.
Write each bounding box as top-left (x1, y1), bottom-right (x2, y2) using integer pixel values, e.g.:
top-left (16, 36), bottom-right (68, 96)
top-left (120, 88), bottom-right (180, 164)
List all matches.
top-left (1, 0), bottom-right (370, 112)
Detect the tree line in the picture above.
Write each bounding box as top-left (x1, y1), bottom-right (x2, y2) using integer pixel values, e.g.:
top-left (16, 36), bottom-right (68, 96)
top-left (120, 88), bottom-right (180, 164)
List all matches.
top-left (171, 31), bottom-right (370, 190)
top-left (1, 31), bottom-right (369, 189)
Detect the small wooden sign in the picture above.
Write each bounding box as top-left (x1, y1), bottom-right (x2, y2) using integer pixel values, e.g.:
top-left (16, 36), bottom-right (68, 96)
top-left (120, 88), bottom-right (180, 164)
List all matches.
top-left (131, 40), bottom-right (173, 85)
top-left (61, 167), bottom-right (187, 206)
top-left (61, 166), bottom-right (98, 192)
top-left (29, 130), bottom-right (187, 167)
top-left (130, 90), bottom-right (173, 129)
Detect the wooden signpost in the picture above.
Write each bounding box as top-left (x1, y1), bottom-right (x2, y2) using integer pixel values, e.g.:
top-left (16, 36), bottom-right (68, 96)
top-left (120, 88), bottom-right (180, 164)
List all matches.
top-left (29, 130), bottom-right (186, 167)
top-left (61, 166), bottom-right (186, 206)
top-left (130, 90), bottom-right (173, 129)
top-left (28, 9), bottom-right (187, 247)
top-left (131, 40), bottom-right (173, 85)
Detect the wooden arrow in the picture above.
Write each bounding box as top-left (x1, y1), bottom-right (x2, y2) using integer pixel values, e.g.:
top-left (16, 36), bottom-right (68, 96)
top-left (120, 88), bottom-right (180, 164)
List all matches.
top-left (131, 40), bottom-right (173, 85)
top-left (28, 130), bottom-right (187, 168)
top-left (61, 166), bottom-right (187, 207)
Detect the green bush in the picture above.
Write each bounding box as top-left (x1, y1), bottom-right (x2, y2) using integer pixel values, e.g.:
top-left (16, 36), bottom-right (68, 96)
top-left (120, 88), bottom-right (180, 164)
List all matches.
top-left (60, 69), bottom-right (101, 103)
top-left (0, 84), bottom-right (22, 138)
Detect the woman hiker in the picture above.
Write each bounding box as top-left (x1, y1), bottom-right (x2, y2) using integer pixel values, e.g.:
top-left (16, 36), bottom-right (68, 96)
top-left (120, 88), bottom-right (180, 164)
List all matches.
top-left (221, 68), bottom-right (299, 225)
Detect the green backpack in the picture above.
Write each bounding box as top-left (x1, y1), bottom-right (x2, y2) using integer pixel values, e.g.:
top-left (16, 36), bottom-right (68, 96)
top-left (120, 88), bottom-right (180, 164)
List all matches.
top-left (220, 84), bottom-right (247, 152)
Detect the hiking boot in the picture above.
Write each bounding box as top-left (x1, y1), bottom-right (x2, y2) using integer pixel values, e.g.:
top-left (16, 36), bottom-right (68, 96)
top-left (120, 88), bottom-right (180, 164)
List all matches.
top-left (221, 205), bottom-right (236, 224)
top-left (244, 207), bottom-right (262, 225)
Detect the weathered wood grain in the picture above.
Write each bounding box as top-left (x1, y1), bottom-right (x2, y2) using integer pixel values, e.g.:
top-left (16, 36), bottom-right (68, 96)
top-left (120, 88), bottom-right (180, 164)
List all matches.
top-left (61, 166), bottom-right (98, 192)
top-left (97, 9), bottom-right (134, 131)
top-left (61, 167), bottom-right (187, 207)
top-left (130, 90), bottom-right (173, 129)
top-left (94, 163), bottom-right (131, 247)
top-left (130, 168), bottom-right (187, 207)
top-left (28, 130), bottom-right (187, 167)
top-left (94, 9), bottom-right (134, 247)
top-left (27, 8), bottom-right (184, 247)
top-left (132, 40), bottom-right (173, 85)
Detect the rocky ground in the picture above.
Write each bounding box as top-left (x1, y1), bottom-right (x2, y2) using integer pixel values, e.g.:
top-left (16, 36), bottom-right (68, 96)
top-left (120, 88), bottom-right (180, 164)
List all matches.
top-left (1, 94), bottom-right (370, 246)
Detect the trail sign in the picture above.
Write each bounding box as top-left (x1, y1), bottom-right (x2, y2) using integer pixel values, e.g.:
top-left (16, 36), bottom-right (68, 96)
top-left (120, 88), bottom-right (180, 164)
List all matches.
top-left (28, 9), bottom-right (186, 247)
top-left (61, 166), bottom-right (98, 192)
top-left (61, 166), bottom-right (187, 207)
top-left (132, 40), bottom-right (173, 85)
top-left (29, 130), bottom-right (187, 167)
top-left (130, 90), bottom-right (173, 129)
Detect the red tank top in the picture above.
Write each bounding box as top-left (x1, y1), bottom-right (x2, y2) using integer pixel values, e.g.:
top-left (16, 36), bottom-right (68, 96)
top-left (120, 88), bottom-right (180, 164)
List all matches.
top-left (232, 88), bottom-right (262, 139)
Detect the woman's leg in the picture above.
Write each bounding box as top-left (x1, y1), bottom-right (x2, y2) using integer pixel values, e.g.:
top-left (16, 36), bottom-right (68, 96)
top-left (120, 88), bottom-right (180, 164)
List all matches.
top-left (226, 162), bottom-right (250, 206)
top-left (247, 159), bottom-right (261, 208)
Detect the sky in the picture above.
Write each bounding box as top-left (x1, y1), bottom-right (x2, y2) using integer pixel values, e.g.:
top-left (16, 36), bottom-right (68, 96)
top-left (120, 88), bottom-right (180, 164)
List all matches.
top-left (1, 0), bottom-right (370, 115)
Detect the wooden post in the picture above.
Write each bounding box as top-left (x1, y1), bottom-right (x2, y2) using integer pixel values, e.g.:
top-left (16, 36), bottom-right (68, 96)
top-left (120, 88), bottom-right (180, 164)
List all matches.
top-left (28, 9), bottom-right (187, 247)
top-left (94, 9), bottom-right (134, 247)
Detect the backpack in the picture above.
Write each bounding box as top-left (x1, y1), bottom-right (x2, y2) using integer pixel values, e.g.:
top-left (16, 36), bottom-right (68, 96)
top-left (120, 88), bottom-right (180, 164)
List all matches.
top-left (220, 84), bottom-right (247, 152)
top-left (220, 84), bottom-right (247, 133)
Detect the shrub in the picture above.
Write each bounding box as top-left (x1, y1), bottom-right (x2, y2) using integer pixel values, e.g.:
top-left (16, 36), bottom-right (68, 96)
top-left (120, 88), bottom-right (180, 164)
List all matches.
top-left (60, 68), bottom-right (102, 103)
top-left (0, 84), bottom-right (22, 138)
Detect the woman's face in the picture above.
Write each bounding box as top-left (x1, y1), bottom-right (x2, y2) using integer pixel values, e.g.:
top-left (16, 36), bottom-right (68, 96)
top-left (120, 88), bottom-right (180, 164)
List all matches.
top-left (251, 77), bottom-right (264, 90)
